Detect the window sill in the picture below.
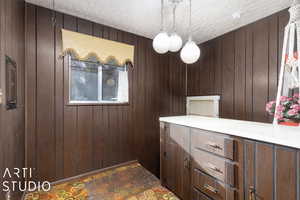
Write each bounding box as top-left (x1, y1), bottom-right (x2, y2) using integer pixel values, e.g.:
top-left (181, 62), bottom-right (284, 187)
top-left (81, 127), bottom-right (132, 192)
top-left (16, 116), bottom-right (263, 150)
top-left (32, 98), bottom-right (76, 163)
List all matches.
top-left (66, 102), bottom-right (130, 106)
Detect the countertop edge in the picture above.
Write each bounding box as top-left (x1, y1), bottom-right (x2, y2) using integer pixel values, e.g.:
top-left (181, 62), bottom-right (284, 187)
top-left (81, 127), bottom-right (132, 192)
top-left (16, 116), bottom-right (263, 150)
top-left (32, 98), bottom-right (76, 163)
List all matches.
top-left (159, 116), bottom-right (300, 149)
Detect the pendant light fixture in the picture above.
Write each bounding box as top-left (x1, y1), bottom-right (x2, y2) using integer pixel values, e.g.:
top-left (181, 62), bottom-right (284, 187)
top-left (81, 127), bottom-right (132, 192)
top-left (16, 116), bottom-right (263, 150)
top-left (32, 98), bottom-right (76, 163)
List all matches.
top-left (169, 1), bottom-right (183, 52)
top-left (153, 0), bottom-right (170, 54)
top-left (180, 0), bottom-right (201, 64)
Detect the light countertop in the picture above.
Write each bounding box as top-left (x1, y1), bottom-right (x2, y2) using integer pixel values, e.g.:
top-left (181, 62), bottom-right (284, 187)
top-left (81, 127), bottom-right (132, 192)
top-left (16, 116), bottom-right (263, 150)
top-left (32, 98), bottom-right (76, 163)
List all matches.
top-left (159, 115), bottom-right (300, 149)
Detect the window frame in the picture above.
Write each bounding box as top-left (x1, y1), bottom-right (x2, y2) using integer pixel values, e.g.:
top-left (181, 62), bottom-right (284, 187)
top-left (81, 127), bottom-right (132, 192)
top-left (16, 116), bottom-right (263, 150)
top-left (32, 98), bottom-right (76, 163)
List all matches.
top-left (65, 55), bottom-right (130, 106)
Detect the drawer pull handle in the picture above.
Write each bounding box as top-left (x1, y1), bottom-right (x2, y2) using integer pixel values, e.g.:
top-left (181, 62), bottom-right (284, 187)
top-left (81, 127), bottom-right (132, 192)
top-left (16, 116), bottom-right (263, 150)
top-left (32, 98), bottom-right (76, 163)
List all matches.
top-left (204, 184), bottom-right (218, 194)
top-left (0, 89), bottom-right (3, 105)
top-left (184, 157), bottom-right (190, 169)
top-left (249, 186), bottom-right (256, 200)
top-left (207, 142), bottom-right (222, 150)
top-left (207, 163), bottom-right (223, 174)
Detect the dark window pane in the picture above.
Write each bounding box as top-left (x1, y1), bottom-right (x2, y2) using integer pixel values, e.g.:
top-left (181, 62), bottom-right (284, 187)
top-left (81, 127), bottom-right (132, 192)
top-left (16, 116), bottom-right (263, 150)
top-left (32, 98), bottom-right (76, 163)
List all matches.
top-left (70, 59), bottom-right (98, 101)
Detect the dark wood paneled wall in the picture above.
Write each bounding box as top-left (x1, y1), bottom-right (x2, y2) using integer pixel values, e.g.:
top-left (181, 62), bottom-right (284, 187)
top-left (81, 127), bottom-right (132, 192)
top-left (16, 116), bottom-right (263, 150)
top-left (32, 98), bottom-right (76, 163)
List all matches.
top-left (25, 4), bottom-right (186, 182)
top-left (25, 2), bottom-right (289, 184)
top-left (0, 0), bottom-right (25, 199)
top-left (187, 10), bottom-right (289, 123)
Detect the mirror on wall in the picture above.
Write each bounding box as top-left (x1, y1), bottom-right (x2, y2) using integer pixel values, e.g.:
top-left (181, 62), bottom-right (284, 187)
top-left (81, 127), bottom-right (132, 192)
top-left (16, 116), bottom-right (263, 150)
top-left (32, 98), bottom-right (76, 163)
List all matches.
top-left (5, 56), bottom-right (17, 110)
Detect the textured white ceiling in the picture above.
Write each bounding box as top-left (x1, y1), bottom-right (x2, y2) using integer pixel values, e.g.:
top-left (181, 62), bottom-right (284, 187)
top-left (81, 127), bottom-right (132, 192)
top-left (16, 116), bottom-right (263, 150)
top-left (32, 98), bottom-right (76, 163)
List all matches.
top-left (25, 0), bottom-right (292, 44)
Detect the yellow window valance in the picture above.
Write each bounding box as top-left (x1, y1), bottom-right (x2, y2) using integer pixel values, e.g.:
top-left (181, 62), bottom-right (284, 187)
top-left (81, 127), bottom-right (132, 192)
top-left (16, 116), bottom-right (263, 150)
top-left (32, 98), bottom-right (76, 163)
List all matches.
top-left (61, 29), bottom-right (134, 67)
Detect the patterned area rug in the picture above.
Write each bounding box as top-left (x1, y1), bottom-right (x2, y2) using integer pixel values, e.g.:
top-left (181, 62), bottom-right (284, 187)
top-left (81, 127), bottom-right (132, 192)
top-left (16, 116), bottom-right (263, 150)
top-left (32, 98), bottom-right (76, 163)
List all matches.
top-left (24, 162), bottom-right (179, 200)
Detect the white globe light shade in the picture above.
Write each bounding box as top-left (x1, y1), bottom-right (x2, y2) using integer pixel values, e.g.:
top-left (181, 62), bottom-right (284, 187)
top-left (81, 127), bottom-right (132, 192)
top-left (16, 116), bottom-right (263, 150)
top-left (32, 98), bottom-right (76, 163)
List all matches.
top-left (153, 32), bottom-right (170, 54)
top-left (180, 40), bottom-right (201, 64)
top-left (169, 33), bottom-right (183, 52)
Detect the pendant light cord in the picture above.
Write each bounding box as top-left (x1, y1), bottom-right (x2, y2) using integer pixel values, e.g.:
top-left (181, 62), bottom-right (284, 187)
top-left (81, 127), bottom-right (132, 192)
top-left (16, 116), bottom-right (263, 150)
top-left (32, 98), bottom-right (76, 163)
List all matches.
top-left (172, 4), bottom-right (177, 32)
top-left (189, 0), bottom-right (192, 40)
top-left (52, 0), bottom-right (56, 27)
top-left (161, 0), bottom-right (164, 31)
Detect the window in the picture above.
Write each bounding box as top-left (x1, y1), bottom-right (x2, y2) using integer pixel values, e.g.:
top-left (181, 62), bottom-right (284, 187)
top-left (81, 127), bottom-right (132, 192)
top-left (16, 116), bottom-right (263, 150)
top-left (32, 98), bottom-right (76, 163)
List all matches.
top-left (69, 56), bottom-right (129, 104)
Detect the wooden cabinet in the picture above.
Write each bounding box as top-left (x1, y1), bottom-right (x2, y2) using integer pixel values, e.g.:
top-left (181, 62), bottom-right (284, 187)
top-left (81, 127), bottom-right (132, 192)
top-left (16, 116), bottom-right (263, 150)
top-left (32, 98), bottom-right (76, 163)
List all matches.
top-left (193, 168), bottom-right (235, 200)
top-left (191, 129), bottom-right (234, 160)
top-left (192, 147), bottom-right (235, 186)
top-left (193, 188), bottom-right (213, 200)
top-left (160, 121), bottom-right (300, 200)
top-left (191, 129), bottom-right (240, 200)
top-left (244, 141), bottom-right (299, 200)
top-left (160, 122), bottom-right (191, 200)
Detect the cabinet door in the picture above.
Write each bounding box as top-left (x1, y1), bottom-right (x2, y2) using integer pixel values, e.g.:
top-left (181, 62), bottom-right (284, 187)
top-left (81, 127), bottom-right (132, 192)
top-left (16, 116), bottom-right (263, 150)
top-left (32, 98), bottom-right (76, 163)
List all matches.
top-left (244, 141), bottom-right (298, 200)
top-left (245, 141), bottom-right (274, 200)
top-left (160, 122), bottom-right (167, 186)
top-left (275, 146), bottom-right (297, 200)
top-left (161, 123), bottom-right (191, 200)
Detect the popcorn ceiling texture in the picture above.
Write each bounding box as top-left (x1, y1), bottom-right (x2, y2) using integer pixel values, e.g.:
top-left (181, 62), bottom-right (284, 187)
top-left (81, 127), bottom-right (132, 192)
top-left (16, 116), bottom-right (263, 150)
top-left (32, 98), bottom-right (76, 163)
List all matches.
top-left (26, 0), bottom-right (291, 44)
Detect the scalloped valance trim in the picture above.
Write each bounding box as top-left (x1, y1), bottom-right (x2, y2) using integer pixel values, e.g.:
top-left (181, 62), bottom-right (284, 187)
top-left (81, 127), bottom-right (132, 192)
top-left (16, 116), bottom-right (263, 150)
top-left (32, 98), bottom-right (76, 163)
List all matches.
top-left (62, 48), bottom-right (133, 66)
top-left (61, 29), bottom-right (134, 67)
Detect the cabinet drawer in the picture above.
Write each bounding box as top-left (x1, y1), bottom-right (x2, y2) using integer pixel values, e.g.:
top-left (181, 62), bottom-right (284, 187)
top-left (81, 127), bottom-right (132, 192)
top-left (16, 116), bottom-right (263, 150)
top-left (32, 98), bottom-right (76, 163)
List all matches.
top-left (192, 149), bottom-right (235, 186)
top-left (193, 187), bottom-right (213, 200)
top-left (193, 168), bottom-right (235, 200)
top-left (191, 129), bottom-right (234, 160)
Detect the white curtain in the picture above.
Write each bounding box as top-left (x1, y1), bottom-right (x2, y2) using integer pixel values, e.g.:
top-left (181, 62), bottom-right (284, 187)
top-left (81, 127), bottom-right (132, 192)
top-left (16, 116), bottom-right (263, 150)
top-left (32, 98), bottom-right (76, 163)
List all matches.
top-left (117, 70), bottom-right (129, 103)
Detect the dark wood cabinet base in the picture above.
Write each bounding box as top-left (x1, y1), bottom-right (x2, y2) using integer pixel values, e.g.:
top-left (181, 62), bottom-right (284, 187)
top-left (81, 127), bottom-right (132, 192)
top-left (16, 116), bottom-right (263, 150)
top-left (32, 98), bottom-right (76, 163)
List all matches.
top-left (160, 122), bottom-right (300, 200)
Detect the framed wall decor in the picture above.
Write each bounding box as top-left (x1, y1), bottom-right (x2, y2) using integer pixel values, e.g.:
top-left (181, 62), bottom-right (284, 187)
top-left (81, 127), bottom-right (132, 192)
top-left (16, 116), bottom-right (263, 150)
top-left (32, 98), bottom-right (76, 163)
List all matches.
top-left (5, 55), bottom-right (17, 110)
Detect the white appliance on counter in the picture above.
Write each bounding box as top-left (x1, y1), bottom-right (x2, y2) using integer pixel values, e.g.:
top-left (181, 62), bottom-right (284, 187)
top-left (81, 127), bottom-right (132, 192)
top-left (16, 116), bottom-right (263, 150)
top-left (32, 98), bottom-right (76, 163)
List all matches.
top-left (186, 96), bottom-right (220, 118)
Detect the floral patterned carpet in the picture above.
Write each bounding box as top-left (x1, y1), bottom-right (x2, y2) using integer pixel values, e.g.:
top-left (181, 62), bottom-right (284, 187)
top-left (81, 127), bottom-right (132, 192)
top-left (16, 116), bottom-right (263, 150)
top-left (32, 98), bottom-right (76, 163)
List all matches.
top-left (24, 162), bottom-right (178, 200)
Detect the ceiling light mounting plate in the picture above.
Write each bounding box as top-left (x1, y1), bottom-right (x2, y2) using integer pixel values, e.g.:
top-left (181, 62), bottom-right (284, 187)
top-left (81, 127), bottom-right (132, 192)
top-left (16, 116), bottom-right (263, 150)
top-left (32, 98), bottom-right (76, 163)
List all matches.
top-left (169, 0), bottom-right (183, 5)
top-left (232, 11), bottom-right (241, 19)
